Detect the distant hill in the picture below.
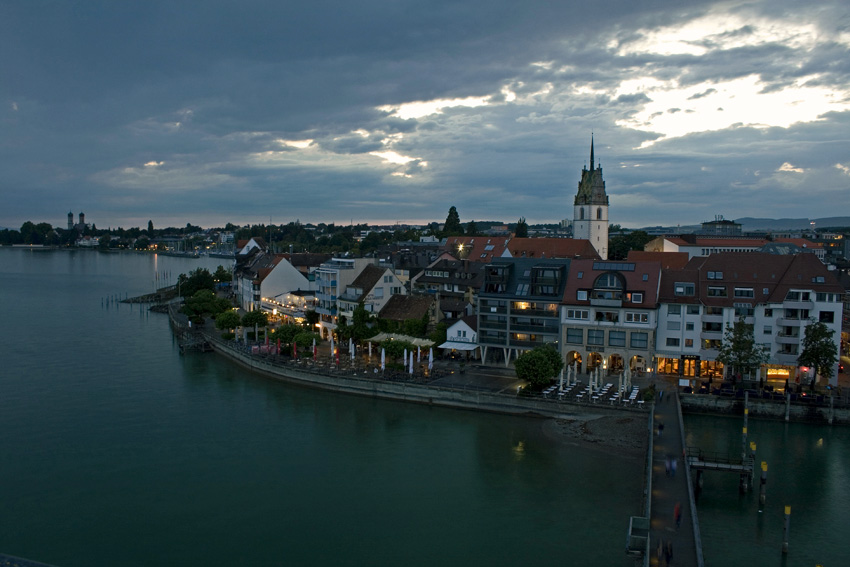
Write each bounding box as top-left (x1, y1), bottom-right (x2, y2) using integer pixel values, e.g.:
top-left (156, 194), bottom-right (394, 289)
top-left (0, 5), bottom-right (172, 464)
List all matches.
top-left (736, 217), bottom-right (850, 231)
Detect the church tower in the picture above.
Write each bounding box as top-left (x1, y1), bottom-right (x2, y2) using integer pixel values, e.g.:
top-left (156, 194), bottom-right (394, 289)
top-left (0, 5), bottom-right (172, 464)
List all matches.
top-left (573, 136), bottom-right (609, 259)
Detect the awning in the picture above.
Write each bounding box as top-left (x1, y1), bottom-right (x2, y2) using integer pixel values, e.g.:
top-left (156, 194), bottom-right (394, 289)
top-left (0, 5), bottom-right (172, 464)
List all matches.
top-left (368, 333), bottom-right (435, 348)
top-left (438, 341), bottom-right (479, 351)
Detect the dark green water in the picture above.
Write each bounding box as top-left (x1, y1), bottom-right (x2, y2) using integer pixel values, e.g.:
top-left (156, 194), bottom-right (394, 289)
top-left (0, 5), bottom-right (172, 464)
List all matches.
top-left (684, 414), bottom-right (849, 566)
top-left (0, 249), bottom-right (642, 567)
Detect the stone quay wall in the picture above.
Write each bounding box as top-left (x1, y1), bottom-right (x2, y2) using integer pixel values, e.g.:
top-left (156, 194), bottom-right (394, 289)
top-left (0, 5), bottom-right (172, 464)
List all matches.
top-left (206, 336), bottom-right (647, 421)
top-left (680, 394), bottom-right (850, 425)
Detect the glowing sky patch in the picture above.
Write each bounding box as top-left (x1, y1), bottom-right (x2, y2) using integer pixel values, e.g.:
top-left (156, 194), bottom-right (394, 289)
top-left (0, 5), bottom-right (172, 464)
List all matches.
top-left (615, 11), bottom-right (824, 57)
top-left (616, 75), bottom-right (850, 146)
top-left (277, 139), bottom-right (313, 149)
top-left (778, 162), bottom-right (804, 173)
top-left (378, 95), bottom-right (491, 120)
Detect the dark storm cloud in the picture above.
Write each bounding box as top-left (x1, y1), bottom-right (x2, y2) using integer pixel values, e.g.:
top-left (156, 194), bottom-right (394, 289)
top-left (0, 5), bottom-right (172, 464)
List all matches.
top-left (1, 0), bottom-right (848, 229)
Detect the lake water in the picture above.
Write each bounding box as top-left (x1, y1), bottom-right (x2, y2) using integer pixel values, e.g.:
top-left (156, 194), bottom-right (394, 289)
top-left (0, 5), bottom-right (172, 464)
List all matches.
top-left (685, 413), bottom-right (849, 566)
top-left (0, 248), bottom-right (643, 567)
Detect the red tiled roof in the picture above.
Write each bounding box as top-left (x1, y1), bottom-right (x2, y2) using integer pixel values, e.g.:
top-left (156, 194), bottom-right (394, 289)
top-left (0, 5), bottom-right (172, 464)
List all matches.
top-left (442, 236), bottom-right (510, 263)
top-left (774, 238), bottom-right (823, 249)
top-left (507, 237), bottom-right (600, 260)
top-left (378, 294), bottom-right (434, 321)
top-left (627, 251), bottom-right (690, 270)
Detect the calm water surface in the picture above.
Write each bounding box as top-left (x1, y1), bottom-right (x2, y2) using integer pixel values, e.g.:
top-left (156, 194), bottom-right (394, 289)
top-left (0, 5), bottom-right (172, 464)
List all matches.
top-left (0, 249), bottom-right (642, 567)
top-left (685, 413), bottom-right (849, 567)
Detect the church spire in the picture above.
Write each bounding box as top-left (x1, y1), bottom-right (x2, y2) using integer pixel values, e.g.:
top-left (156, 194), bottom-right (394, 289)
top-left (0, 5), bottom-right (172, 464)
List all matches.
top-left (590, 134), bottom-right (595, 171)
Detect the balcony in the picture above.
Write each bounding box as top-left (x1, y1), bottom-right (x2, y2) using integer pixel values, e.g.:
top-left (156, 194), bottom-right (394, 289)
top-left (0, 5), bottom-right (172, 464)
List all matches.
top-left (590, 298), bottom-right (622, 308)
top-left (509, 339), bottom-right (549, 348)
top-left (481, 305), bottom-right (507, 315)
top-left (777, 317), bottom-right (805, 327)
top-left (479, 320), bottom-right (508, 331)
top-left (701, 313), bottom-right (723, 323)
top-left (775, 353), bottom-right (799, 365)
top-left (510, 323), bottom-right (559, 333)
top-left (511, 308), bottom-right (555, 318)
top-left (775, 334), bottom-right (800, 345)
top-left (700, 330), bottom-right (723, 341)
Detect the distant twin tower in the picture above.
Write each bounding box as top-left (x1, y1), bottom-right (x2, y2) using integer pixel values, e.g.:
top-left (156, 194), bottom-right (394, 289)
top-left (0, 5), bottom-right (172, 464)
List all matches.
top-left (68, 211), bottom-right (86, 231)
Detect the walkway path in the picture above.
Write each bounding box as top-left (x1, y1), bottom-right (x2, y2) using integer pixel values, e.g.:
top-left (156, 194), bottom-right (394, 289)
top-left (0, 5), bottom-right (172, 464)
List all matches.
top-left (649, 388), bottom-right (702, 567)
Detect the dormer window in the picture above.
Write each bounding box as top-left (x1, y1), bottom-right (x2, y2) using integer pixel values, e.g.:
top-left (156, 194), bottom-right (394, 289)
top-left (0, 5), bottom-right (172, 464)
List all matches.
top-left (590, 272), bottom-right (625, 301)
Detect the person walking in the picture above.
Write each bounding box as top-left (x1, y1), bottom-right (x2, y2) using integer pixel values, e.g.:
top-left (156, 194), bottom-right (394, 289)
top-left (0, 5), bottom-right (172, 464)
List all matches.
top-left (674, 501), bottom-right (682, 528)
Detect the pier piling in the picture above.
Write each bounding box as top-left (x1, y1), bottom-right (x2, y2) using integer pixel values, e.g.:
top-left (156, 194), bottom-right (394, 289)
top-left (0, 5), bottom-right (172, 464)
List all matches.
top-left (782, 506), bottom-right (790, 554)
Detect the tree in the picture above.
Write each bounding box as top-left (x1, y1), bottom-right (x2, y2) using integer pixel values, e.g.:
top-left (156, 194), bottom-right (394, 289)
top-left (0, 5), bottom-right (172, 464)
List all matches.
top-left (147, 220), bottom-right (154, 236)
top-left (177, 268), bottom-right (215, 297)
top-left (380, 338), bottom-right (415, 362)
top-left (429, 322), bottom-right (447, 347)
top-left (242, 310), bottom-right (269, 342)
top-left (215, 310), bottom-right (242, 336)
top-left (304, 309), bottom-right (320, 331)
top-left (716, 316), bottom-right (769, 382)
top-left (798, 320), bottom-right (838, 384)
top-left (515, 217), bottom-right (529, 238)
top-left (213, 265), bottom-right (231, 284)
top-left (443, 206), bottom-right (464, 236)
top-left (608, 230), bottom-right (653, 261)
top-left (466, 220), bottom-right (479, 236)
top-left (181, 289), bottom-right (231, 321)
top-left (351, 304), bottom-right (377, 342)
top-left (514, 345), bottom-right (563, 388)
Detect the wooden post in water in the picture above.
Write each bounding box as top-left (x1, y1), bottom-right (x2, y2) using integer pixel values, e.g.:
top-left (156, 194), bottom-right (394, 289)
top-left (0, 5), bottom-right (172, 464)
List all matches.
top-left (741, 391), bottom-right (750, 492)
top-left (782, 506), bottom-right (790, 554)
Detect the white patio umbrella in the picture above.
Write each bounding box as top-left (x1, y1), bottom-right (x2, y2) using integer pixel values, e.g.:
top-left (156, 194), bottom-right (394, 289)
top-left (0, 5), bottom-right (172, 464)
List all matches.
top-left (403, 348), bottom-right (407, 367)
top-left (329, 334), bottom-right (334, 360)
top-left (417, 346), bottom-right (421, 362)
top-left (409, 351), bottom-right (414, 374)
top-left (349, 337), bottom-right (354, 359)
top-left (559, 367), bottom-right (564, 391)
top-left (428, 348), bottom-right (433, 371)
top-left (368, 341), bottom-right (372, 359)
top-left (381, 348), bottom-right (385, 371)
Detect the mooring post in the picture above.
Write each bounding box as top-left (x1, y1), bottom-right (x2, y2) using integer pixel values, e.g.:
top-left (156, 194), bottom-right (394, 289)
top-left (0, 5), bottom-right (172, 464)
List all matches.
top-left (782, 506), bottom-right (790, 554)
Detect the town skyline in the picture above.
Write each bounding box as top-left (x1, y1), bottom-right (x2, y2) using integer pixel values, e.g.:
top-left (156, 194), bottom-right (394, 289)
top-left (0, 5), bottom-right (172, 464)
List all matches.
top-left (2, 1), bottom-right (849, 230)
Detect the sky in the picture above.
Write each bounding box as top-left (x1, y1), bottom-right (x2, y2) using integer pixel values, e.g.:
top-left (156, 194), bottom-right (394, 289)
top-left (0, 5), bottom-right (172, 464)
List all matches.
top-left (2, 0), bottom-right (849, 231)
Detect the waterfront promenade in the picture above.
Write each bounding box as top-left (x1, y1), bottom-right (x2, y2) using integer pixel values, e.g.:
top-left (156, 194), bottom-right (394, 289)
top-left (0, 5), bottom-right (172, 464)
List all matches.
top-left (650, 388), bottom-right (702, 567)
